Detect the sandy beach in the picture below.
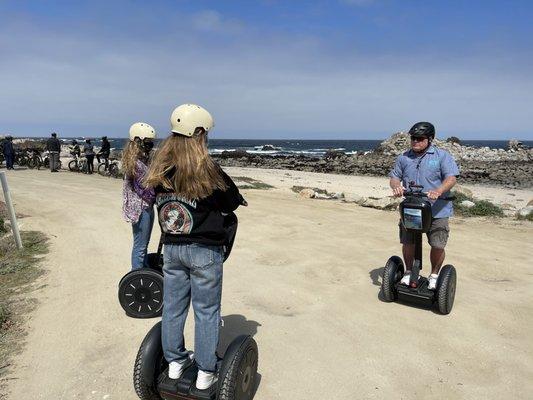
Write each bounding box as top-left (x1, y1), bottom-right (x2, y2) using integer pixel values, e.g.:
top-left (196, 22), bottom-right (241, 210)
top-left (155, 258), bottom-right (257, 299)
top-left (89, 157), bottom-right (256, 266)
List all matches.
top-left (3, 167), bottom-right (533, 400)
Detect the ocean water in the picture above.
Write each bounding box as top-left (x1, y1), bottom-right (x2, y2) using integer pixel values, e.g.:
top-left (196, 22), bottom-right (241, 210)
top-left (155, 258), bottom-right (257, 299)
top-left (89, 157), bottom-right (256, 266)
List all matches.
top-left (33, 137), bottom-right (533, 157)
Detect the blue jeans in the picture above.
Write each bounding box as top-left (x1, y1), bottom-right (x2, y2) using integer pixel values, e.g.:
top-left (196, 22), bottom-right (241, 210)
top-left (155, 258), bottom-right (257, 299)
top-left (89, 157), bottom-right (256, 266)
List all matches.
top-left (162, 243), bottom-right (224, 372)
top-left (131, 207), bottom-right (154, 269)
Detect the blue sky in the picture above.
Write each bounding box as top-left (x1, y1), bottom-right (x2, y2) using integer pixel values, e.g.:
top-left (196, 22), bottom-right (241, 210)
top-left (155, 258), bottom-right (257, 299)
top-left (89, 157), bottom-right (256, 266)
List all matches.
top-left (1, 0), bottom-right (532, 139)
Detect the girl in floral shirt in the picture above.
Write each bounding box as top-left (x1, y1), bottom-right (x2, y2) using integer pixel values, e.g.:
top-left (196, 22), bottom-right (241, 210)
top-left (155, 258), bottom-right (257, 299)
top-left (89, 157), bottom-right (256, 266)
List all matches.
top-left (121, 122), bottom-right (157, 269)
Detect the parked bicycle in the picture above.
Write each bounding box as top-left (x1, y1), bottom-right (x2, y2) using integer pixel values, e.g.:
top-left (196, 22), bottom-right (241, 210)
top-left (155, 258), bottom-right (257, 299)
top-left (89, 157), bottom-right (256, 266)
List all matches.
top-left (42, 151), bottom-right (63, 170)
top-left (68, 154), bottom-right (89, 173)
top-left (14, 150), bottom-right (29, 167)
top-left (26, 148), bottom-right (44, 169)
top-left (98, 157), bottom-right (120, 178)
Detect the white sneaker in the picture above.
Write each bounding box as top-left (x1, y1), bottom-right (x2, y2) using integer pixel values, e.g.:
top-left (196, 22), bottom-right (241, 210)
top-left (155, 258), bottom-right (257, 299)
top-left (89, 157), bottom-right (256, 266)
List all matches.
top-left (168, 357), bottom-right (192, 380)
top-left (196, 370), bottom-right (218, 390)
top-left (400, 271), bottom-right (411, 285)
top-left (428, 274), bottom-right (438, 290)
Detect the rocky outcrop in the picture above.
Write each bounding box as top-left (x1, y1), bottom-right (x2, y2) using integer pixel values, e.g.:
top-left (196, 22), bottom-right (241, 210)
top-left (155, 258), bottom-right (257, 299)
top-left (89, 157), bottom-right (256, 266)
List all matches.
top-left (213, 133), bottom-right (532, 188)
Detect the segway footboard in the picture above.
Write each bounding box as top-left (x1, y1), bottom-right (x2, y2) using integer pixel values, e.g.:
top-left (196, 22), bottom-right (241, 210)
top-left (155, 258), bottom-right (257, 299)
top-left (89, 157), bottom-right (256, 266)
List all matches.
top-left (396, 278), bottom-right (435, 307)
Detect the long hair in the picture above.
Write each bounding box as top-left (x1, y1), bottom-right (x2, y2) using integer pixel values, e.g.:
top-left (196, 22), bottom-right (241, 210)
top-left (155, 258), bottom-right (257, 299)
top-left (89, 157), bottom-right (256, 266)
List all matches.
top-left (121, 140), bottom-right (144, 179)
top-left (144, 132), bottom-right (227, 200)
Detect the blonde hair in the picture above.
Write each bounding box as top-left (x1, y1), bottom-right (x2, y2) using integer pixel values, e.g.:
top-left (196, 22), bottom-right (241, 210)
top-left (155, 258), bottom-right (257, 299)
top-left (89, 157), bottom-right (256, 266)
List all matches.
top-left (144, 132), bottom-right (227, 200)
top-left (121, 140), bottom-right (145, 179)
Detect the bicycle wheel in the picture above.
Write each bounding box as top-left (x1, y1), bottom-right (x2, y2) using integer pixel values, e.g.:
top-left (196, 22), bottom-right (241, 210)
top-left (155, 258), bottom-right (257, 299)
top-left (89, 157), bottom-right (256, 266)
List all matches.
top-left (108, 163), bottom-right (119, 178)
top-left (68, 160), bottom-right (79, 172)
top-left (97, 162), bottom-right (107, 176)
top-left (27, 156), bottom-right (39, 169)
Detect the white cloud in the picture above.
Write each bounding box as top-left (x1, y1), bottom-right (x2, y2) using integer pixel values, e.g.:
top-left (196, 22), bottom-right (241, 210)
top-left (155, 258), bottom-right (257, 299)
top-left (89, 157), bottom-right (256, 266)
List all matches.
top-left (0, 15), bottom-right (531, 139)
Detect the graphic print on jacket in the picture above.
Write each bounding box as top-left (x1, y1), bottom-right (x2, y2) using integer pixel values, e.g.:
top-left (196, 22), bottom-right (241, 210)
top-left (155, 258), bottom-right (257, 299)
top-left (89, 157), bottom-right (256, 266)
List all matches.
top-left (156, 193), bottom-right (197, 235)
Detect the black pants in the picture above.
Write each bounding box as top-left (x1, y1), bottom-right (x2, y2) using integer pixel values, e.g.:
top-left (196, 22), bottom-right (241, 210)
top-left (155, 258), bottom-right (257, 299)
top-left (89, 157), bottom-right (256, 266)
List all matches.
top-left (4, 153), bottom-right (14, 169)
top-left (86, 155), bottom-right (95, 173)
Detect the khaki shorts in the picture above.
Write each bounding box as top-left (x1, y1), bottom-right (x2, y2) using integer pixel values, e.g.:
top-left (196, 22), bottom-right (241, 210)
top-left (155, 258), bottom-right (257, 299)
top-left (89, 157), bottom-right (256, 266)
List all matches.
top-left (399, 217), bottom-right (450, 249)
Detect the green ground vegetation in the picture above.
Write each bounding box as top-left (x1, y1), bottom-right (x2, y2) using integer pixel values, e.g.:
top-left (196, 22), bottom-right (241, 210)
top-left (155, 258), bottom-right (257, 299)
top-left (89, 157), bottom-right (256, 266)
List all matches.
top-left (451, 191), bottom-right (504, 217)
top-left (233, 176), bottom-right (274, 190)
top-left (0, 228), bottom-right (48, 393)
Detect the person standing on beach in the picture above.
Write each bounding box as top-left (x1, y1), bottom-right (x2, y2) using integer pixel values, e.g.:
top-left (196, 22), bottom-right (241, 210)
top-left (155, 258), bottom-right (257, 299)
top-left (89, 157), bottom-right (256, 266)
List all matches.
top-left (2, 136), bottom-right (15, 170)
top-left (389, 122), bottom-right (460, 289)
top-left (83, 139), bottom-right (95, 174)
top-left (46, 132), bottom-right (61, 172)
top-left (97, 136), bottom-right (111, 170)
top-left (144, 104), bottom-right (243, 390)
top-left (121, 122), bottom-right (157, 269)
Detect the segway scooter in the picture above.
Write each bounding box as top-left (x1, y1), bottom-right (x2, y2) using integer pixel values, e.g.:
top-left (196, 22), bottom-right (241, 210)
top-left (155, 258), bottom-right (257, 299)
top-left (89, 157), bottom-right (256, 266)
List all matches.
top-left (118, 211), bottom-right (241, 319)
top-left (381, 184), bottom-right (457, 314)
top-left (134, 321), bottom-right (258, 400)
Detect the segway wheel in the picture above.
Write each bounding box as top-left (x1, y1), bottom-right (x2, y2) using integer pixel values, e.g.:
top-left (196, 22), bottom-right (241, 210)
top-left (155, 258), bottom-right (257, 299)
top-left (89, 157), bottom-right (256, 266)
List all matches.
top-left (436, 265), bottom-right (457, 315)
top-left (381, 256), bottom-right (404, 302)
top-left (68, 160), bottom-right (79, 172)
top-left (133, 322), bottom-right (166, 400)
top-left (218, 336), bottom-right (258, 400)
top-left (118, 269), bottom-right (164, 318)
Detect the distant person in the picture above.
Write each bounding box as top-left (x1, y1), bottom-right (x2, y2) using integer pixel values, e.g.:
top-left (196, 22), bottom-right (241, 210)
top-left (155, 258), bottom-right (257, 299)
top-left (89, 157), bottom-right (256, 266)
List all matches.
top-left (2, 136), bottom-right (15, 170)
top-left (390, 122), bottom-right (460, 289)
top-left (144, 104), bottom-right (243, 390)
top-left (96, 136), bottom-right (111, 170)
top-left (69, 140), bottom-right (81, 158)
top-left (121, 123), bottom-right (156, 269)
top-left (46, 132), bottom-right (61, 172)
top-left (83, 139), bottom-right (95, 174)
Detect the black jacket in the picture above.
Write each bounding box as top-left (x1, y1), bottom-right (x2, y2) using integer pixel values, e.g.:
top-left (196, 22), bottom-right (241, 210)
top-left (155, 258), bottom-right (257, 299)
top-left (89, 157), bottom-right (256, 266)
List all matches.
top-left (2, 140), bottom-right (14, 155)
top-left (46, 137), bottom-right (61, 152)
top-left (155, 168), bottom-right (243, 246)
top-left (100, 139), bottom-right (110, 154)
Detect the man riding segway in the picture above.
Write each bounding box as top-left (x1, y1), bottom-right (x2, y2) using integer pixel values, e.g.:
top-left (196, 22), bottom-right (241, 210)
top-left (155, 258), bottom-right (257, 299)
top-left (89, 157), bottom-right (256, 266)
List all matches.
top-left (389, 122), bottom-right (460, 289)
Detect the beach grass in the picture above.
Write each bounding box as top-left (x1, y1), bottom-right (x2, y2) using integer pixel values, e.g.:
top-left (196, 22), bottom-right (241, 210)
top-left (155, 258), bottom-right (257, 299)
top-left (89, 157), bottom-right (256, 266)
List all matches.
top-left (0, 230), bottom-right (48, 386)
top-left (452, 191), bottom-right (504, 217)
top-left (233, 176), bottom-right (274, 190)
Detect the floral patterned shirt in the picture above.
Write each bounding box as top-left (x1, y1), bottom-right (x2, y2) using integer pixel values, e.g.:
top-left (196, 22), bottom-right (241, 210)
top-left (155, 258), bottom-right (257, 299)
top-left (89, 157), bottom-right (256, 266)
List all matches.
top-left (122, 160), bottom-right (155, 223)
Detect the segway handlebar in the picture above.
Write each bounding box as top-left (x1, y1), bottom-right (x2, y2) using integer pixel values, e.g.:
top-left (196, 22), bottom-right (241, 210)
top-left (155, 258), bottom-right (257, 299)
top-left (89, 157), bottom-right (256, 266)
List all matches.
top-left (403, 190), bottom-right (455, 201)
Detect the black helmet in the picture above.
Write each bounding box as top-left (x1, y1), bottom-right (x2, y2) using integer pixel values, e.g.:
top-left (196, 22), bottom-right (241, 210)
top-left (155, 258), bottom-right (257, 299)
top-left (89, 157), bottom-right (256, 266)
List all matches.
top-left (71, 139), bottom-right (78, 145)
top-left (409, 122), bottom-right (435, 140)
top-left (102, 136), bottom-right (108, 140)
top-left (51, 132), bottom-right (57, 137)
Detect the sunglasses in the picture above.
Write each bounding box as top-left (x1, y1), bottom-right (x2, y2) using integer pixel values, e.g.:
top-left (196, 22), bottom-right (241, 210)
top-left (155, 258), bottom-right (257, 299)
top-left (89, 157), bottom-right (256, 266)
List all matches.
top-left (410, 136), bottom-right (427, 142)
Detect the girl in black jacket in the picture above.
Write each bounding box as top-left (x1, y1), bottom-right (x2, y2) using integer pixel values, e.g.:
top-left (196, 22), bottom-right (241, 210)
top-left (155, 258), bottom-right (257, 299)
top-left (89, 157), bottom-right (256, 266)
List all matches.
top-left (144, 104), bottom-right (243, 390)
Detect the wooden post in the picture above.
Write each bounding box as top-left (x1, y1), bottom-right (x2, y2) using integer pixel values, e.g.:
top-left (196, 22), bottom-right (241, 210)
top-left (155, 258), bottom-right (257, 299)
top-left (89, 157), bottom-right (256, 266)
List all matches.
top-left (0, 171), bottom-right (23, 249)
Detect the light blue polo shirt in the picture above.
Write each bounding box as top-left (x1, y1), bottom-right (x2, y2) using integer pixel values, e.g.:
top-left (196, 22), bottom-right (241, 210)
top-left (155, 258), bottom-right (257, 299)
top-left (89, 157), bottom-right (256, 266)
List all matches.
top-left (389, 145), bottom-right (460, 218)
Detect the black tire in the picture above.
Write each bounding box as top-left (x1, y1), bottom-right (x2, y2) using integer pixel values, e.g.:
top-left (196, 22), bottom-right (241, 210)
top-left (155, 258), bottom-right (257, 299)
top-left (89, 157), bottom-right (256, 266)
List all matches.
top-left (27, 156), bottom-right (40, 169)
top-left (218, 336), bottom-right (258, 400)
top-left (133, 322), bottom-right (165, 400)
top-left (68, 160), bottom-right (79, 172)
top-left (381, 256), bottom-right (404, 302)
top-left (118, 269), bottom-right (164, 318)
top-left (109, 162), bottom-right (119, 178)
top-left (43, 157), bottom-right (50, 169)
top-left (97, 162), bottom-right (107, 176)
top-left (436, 265), bottom-right (457, 315)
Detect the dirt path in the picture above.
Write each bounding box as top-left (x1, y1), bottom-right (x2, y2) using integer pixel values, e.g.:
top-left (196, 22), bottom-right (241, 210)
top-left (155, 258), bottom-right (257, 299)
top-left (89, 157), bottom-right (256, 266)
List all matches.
top-left (4, 169), bottom-right (533, 400)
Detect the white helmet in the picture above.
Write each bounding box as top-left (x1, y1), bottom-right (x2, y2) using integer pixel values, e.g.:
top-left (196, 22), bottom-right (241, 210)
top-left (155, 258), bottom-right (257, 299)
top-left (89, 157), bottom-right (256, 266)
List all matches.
top-left (170, 104), bottom-right (214, 137)
top-left (129, 122), bottom-right (156, 141)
